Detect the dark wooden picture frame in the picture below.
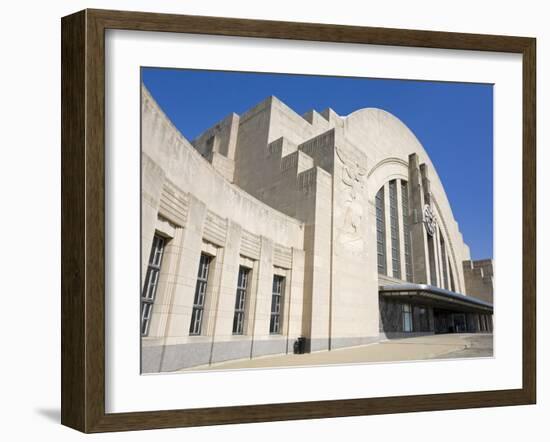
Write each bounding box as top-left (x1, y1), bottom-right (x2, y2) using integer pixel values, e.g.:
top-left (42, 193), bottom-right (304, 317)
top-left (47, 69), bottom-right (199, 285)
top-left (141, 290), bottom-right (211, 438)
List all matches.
top-left (61, 8), bottom-right (536, 433)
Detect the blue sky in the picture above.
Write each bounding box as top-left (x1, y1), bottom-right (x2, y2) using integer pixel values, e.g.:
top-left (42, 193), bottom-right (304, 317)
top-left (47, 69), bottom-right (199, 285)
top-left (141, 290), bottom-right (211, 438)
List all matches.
top-left (142, 68), bottom-right (493, 260)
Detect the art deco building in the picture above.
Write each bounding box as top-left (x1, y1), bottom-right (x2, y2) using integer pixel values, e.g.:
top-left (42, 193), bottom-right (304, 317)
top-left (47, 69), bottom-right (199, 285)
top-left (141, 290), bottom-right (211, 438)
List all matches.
top-left (140, 86), bottom-right (494, 373)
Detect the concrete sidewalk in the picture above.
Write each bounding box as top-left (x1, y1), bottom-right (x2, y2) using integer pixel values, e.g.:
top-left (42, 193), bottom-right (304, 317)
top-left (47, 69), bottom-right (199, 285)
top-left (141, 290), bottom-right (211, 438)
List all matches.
top-left (181, 333), bottom-right (493, 372)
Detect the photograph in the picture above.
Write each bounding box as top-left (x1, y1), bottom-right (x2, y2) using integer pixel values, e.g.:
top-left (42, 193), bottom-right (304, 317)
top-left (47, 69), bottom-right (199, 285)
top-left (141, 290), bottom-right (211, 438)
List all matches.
top-left (1, 0), bottom-right (542, 438)
top-left (140, 68), bottom-right (494, 374)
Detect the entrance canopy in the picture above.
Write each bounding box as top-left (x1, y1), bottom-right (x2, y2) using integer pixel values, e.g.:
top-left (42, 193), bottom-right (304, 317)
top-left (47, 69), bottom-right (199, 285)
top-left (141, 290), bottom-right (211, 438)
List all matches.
top-left (379, 283), bottom-right (493, 314)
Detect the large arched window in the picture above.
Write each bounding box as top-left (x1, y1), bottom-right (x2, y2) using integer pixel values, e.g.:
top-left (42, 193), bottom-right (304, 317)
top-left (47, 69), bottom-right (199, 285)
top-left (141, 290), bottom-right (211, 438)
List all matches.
top-left (376, 178), bottom-right (458, 291)
top-left (376, 179), bottom-right (414, 282)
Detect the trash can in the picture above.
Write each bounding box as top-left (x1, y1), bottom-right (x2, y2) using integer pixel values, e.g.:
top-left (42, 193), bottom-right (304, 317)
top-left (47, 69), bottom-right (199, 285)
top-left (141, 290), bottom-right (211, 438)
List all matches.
top-left (293, 337), bottom-right (307, 354)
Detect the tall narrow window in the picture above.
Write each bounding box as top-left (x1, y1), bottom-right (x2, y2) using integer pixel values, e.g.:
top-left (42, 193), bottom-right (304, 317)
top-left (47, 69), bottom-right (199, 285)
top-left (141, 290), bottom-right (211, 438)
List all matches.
top-left (375, 187), bottom-right (387, 275)
top-left (232, 266), bottom-right (250, 335)
top-left (439, 229), bottom-right (449, 289)
top-left (389, 180), bottom-right (401, 279)
top-left (401, 181), bottom-right (413, 282)
top-left (427, 234), bottom-right (437, 286)
top-left (449, 259), bottom-right (456, 292)
top-left (270, 275), bottom-right (285, 334)
top-left (189, 253), bottom-right (212, 335)
top-left (402, 304), bottom-right (413, 332)
top-left (141, 235), bottom-right (165, 336)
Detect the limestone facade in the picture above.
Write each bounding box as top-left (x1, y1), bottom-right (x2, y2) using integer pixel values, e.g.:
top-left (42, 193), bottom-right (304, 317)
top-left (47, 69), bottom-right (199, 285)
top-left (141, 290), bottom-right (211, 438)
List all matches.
top-left (140, 86), bottom-right (494, 372)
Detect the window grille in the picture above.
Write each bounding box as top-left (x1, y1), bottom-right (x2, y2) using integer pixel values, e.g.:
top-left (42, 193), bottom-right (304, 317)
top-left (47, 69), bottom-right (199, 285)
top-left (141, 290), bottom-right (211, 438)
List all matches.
top-left (141, 235), bottom-right (165, 336)
top-left (189, 253), bottom-right (212, 335)
top-left (401, 181), bottom-right (413, 282)
top-left (270, 275), bottom-right (285, 334)
top-left (375, 187), bottom-right (387, 275)
top-left (232, 266), bottom-right (250, 335)
top-left (389, 180), bottom-right (401, 279)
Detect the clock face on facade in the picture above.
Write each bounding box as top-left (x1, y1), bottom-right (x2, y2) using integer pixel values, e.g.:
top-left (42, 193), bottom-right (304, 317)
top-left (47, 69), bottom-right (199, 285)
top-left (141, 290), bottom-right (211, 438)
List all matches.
top-left (423, 204), bottom-right (437, 236)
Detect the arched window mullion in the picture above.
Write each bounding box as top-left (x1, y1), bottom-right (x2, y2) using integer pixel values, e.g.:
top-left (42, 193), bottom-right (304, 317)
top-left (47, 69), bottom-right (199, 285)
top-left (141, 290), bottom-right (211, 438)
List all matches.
top-left (375, 186), bottom-right (387, 275)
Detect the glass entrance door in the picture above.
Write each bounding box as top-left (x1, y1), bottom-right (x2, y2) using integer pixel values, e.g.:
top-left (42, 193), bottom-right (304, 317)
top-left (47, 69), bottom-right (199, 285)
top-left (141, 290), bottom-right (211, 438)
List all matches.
top-left (452, 313), bottom-right (467, 333)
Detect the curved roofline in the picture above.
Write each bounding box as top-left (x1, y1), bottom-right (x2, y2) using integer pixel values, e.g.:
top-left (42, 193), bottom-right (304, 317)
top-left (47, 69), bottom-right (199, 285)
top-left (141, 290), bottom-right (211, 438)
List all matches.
top-left (345, 106), bottom-right (466, 254)
top-left (344, 107), bottom-right (426, 152)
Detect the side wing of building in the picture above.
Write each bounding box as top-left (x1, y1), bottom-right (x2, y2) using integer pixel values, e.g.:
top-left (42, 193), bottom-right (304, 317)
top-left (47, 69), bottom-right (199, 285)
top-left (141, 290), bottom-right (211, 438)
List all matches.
top-left (141, 89), bottom-right (307, 372)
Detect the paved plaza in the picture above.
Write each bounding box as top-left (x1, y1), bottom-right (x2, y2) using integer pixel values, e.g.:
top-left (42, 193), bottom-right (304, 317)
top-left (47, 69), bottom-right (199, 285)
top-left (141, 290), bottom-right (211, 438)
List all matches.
top-left (181, 333), bottom-right (493, 372)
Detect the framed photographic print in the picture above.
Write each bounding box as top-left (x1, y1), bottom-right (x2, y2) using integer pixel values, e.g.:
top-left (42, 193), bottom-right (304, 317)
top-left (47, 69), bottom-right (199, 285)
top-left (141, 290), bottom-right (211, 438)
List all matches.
top-left (61, 9), bottom-right (536, 433)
